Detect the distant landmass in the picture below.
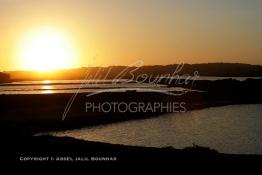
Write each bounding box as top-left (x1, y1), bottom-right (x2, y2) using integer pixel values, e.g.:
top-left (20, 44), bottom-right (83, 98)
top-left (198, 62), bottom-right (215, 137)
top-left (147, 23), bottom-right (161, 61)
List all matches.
top-left (3, 63), bottom-right (262, 81)
top-left (0, 72), bottom-right (10, 83)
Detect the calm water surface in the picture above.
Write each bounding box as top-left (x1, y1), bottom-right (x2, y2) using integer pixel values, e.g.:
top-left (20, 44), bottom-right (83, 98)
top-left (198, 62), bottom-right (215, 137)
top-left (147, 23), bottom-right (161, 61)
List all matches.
top-left (51, 104), bottom-right (262, 155)
top-left (1, 77), bottom-right (261, 94)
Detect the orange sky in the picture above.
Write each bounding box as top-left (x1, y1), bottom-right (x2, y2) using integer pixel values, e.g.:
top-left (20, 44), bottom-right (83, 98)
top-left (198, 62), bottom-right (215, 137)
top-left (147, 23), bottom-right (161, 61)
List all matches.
top-left (0, 0), bottom-right (262, 71)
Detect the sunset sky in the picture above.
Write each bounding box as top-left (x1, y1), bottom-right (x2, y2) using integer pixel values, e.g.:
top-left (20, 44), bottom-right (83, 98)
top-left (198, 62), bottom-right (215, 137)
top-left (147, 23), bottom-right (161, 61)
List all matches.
top-left (0, 0), bottom-right (262, 71)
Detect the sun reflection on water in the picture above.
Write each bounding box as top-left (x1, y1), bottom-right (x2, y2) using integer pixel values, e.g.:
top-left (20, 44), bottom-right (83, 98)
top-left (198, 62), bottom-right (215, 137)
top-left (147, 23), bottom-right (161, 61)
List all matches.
top-left (41, 85), bottom-right (54, 94)
top-left (42, 80), bottom-right (51, 84)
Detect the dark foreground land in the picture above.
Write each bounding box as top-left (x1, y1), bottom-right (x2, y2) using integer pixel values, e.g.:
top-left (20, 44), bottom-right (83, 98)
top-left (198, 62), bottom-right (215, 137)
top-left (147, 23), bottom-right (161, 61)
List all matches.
top-left (1, 79), bottom-right (262, 133)
top-left (1, 135), bottom-right (261, 167)
top-left (1, 79), bottom-right (262, 165)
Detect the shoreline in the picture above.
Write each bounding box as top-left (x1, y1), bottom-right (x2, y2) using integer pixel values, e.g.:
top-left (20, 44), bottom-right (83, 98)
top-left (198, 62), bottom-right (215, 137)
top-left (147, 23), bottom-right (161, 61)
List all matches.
top-left (1, 79), bottom-right (262, 163)
top-left (0, 92), bottom-right (261, 134)
top-left (1, 80), bottom-right (262, 134)
top-left (1, 134), bottom-right (261, 165)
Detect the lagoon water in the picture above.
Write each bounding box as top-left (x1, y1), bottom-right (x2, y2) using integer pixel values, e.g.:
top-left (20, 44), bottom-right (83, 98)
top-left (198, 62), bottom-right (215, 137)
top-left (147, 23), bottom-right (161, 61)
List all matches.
top-left (51, 104), bottom-right (262, 155)
top-left (0, 79), bottom-right (166, 94)
top-left (1, 77), bottom-right (262, 94)
top-left (2, 78), bottom-right (262, 154)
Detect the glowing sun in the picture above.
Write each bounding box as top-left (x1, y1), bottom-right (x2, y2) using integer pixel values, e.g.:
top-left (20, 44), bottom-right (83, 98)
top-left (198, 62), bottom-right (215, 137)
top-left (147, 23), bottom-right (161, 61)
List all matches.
top-left (17, 27), bottom-right (77, 71)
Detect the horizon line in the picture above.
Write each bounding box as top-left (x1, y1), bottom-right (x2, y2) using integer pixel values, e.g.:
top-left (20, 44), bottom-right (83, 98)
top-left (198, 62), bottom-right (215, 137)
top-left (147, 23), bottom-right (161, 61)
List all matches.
top-left (2, 62), bottom-right (262, 72)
